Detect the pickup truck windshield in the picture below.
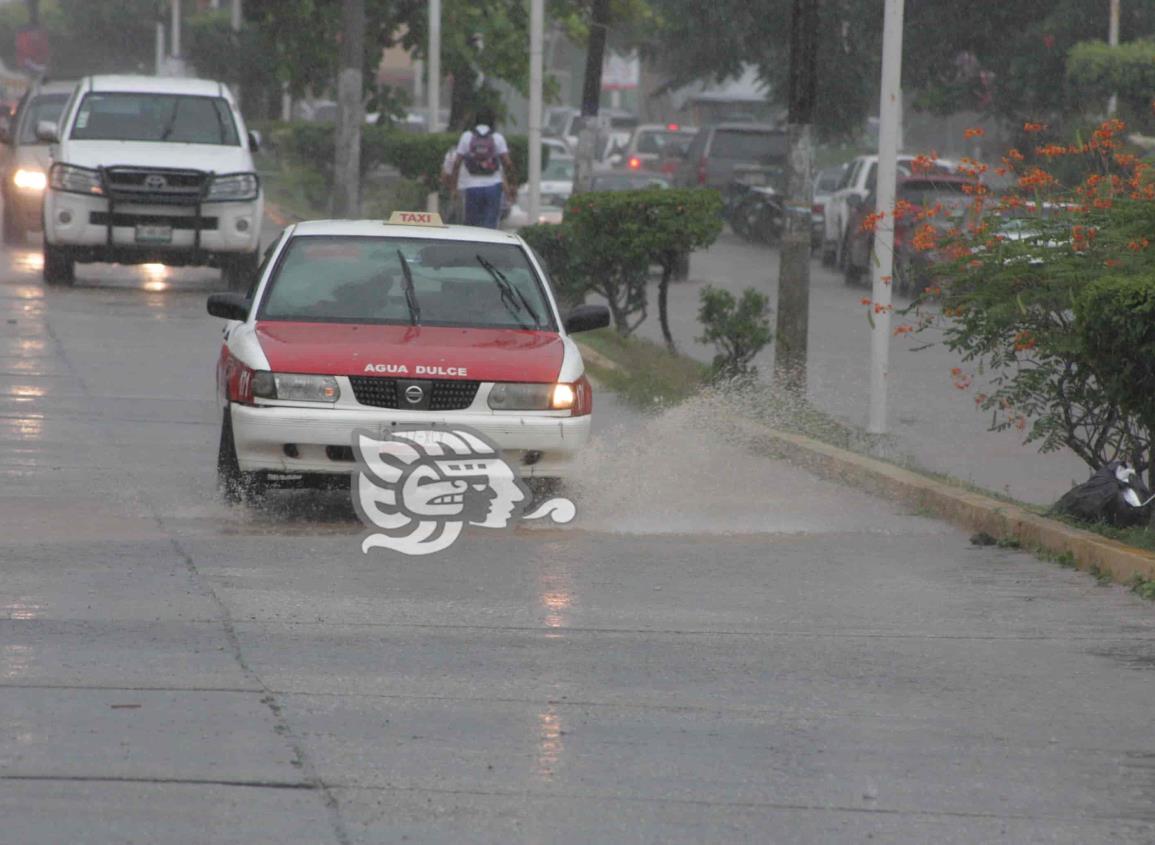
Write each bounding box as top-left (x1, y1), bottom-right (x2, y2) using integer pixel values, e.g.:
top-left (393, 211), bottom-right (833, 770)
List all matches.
top-left (70, 93), bottom-right (240, 146)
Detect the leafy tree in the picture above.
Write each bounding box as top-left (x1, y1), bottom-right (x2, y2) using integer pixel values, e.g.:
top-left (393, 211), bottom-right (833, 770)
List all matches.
top-left (696, 286), bottom-right (772, 381)
top-left (905, 119), bottom-right (1155, 479)
top-left (1068, 40), bottom-right (1155, 134)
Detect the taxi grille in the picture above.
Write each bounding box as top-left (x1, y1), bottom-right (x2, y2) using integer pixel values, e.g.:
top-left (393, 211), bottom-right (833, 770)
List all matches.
top-left (430, 380), bottom-right (480, 411)
top-left (349, 376), bottom-right (480, 411)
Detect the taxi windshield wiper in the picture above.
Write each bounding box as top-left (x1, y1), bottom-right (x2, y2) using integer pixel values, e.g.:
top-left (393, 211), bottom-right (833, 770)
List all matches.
top-left (476, 254), bottom-right (540, 329)
top-left (396, 250), bottom-right (421, 325)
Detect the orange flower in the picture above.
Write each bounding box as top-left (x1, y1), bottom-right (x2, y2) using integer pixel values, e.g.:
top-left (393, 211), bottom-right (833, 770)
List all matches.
top-left (1036, 144), bottom-right (1067, 159)
top-left (861, 210), bottom-right (885, 232)
top-left (1023, 122), bottom-right (1047, 133)
top-left (911, 223), bottom-right (938, 252)
top-left (1128, 238), bottom-right (1151, 252)
top-left (963, 127), bottom-right (985, 139)
top-left (1018, 167), bottom-right (1056, 189)
top-left (881, 275), bottom-right (892, 285)
top-left (1005, 148), bottom-right (1025, 162)
top-left (1014, 415), bottom-right (1027, 431)
top-left (860, 297), bottom-right (872, 306)
top-left (893, 324), bottom-right (914, 336)
top-left (911, 152), bottom-right (940, 174)
top-left (1012, 330), bottom-right (1037, 352)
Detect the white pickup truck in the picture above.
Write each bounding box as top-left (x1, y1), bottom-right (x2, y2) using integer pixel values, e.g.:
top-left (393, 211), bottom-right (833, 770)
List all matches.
top-left (40, 75), bottom-right (263, 289)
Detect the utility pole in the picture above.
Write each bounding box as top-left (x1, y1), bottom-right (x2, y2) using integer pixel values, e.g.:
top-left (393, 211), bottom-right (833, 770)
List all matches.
top-left (774, 0), bottom-right (818, 393)
top-left (230, 0), bottom-right (242, 31)
top-left (428, 0), bottom-right (441, 132)
top-left (527, 0), bottom-right (544, 224)
top-left (155, 6), bottom-right (165, 76)
top-left (868, 0), bottom-right (905, 435)
top-left (1108, 0), bottom-right (1120, 116)
top-left (572, 0), bottom-right (610, 195)
top-left (171, 0), bottom-right (181, 62)
top-left (332, 0), bottom-right (364, 218)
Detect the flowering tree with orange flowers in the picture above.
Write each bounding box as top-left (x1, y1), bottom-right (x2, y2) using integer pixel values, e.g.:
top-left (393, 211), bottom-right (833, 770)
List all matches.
top-left (902, 119), bottom-right (1155, 481)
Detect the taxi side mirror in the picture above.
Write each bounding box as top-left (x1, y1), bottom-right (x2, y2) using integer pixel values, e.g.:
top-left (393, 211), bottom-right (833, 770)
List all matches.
top-left (564, 304), bottom-right (610, 334)
top-left (207, 292), bottom-right (250, 321)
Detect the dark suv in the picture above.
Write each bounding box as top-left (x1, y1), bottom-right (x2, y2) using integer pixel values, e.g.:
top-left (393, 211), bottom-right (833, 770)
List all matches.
top-left (674, 123), bottom-right (787, 190)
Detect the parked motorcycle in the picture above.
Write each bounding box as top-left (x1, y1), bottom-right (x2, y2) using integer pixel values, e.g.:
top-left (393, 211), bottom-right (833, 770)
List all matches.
top-left (724, 180), bottom-right (785, 245)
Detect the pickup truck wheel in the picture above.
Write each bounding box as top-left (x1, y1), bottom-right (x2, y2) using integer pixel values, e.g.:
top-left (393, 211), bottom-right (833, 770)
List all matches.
top-left (43, 244), bottom-right (75, 286)
top-left (222, 251), bottom-right (259, 293)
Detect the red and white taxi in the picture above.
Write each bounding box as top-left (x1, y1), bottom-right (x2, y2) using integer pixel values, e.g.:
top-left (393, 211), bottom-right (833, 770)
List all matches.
top-left (207, 212), bottom-right (609, 501)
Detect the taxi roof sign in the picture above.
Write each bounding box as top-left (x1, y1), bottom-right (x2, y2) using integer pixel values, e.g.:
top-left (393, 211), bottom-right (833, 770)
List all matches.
top-left (387, 210), bottom-right (446, 227)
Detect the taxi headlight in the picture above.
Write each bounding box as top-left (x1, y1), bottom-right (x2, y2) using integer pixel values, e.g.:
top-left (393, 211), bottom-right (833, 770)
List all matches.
top-left (205, 172), bottom-right (259, 202)
top-left (488, 382), bottom-right (574, 411)
top-left (252, 372), bottom-right (339, 403)
top-left (49, 163), bottom-right (103, 195)
top-left (13, 168), bottom-right (47, 191)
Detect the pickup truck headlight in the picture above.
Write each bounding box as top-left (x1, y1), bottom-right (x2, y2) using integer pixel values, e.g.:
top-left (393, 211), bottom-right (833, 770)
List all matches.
top-left (205, 172), bottom-right (259, 202)
top-left (488, 382), bottom-right (575, 411)
top-left (49, 163), bottom-right (103, 195)
top-left (252, 372), bottom-right (339, 403)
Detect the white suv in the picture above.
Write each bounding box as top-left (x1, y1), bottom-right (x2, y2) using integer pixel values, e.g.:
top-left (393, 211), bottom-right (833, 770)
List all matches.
top-left (40, 75), bottom-right (263, 289)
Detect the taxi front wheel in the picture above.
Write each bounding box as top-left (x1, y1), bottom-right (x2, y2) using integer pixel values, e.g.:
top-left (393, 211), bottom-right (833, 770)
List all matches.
top-left (217, 408), bottom-right (265, 505)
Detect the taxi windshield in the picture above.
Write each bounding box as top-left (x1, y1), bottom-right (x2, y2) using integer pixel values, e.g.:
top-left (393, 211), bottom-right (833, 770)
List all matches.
top-left (259, 235), bottom-right (556, 331)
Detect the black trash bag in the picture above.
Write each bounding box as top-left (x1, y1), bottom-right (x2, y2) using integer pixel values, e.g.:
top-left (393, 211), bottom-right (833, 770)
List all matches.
top-left (1050, 460), bottom-right (1154, 528)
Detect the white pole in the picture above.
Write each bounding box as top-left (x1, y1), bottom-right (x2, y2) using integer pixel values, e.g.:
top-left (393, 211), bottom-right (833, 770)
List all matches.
top-left (868, 0), bottom-right (905, 435)
top-left (171, 0), bottom-right (181, 59)
top-left (528, 0), bottom-right (544, 225)
top-left (428, 0), bottom-right (441, 133)
top-left (1108, 0), bottom-right (1120, 116)
top-left (231, 0), bottom-right (243, 31)
top-left (155, 19), bottom-right (165, 75)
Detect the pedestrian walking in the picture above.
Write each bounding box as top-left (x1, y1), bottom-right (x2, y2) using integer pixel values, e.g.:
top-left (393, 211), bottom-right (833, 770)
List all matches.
top-left (450, 108), bottom-right (517, 229)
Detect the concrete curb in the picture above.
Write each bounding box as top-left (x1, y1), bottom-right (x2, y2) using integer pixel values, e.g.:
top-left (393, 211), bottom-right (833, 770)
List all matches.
top-left (726, 417), bottom-right (1155, 586)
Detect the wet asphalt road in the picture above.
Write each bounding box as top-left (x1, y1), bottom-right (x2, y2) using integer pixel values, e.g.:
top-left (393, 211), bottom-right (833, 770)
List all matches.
top-left (5, 242), bottom-right (1155, 843)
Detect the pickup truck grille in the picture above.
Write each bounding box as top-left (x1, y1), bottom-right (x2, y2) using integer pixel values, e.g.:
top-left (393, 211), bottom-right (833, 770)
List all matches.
top-left (102, 167), bottom-right (207, 206)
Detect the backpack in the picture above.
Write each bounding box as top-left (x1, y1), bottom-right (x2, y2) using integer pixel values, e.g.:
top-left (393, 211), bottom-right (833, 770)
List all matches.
top-left (464, 131), bottom-right (500, 176)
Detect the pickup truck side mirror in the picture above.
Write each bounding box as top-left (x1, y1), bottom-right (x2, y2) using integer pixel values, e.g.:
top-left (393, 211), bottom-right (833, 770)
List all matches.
top-left (248, 130), bottom-right (261, 153)
top-left (846, 193), bottom-right (864, 209)
top-left (206, 292), bottom-right (251, 321)
top-left (564, 304), bottom-right (610, 334)
top-left (35, 120), bottom-right (59, 143)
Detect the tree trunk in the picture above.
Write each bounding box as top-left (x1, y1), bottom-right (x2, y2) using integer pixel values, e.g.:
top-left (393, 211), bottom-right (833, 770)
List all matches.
top-left (572, 0), bottom-right (610, 195)
top-left (658, 263), bottom-right (676, 352)
top-left (332, 0), bottom-right (364, 218)
top-left (773, 0), bottom-right (817, 393)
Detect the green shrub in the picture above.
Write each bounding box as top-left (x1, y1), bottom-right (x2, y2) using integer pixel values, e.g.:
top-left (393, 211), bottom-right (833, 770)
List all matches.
top-left (696, 286), bottom-right (773, 380)
top-left (519, 223), bottom-right (587, 310)
top-left (1077, 273), bottom-right (1155, 460)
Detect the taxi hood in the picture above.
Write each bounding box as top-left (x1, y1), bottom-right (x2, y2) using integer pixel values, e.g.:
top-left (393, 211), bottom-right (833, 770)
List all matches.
top-left (255, 322), bottom-right (565, 383)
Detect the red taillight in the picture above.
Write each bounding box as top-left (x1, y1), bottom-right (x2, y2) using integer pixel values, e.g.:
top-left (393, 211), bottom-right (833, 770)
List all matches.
top-left (572, 374), bottom-right (592, 416)
top-left (628, 156), bottom-right (642, 170)
top-left (697, 156), bottom-right (707, 186)
top-left (812, 203), bottom-right (824, 215)
top-left (666, 122), bottom-right (680, 131)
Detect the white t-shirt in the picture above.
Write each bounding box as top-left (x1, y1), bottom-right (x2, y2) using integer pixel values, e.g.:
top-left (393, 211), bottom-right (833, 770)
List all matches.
top-left (455, 125), bottom-right (508, 190)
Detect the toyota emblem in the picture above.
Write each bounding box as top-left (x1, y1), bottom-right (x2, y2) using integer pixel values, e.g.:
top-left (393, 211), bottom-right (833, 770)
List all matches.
top-left (145, 174), bottom-right (167, 189)
top-left (404, 384), bottom-right (424, 404)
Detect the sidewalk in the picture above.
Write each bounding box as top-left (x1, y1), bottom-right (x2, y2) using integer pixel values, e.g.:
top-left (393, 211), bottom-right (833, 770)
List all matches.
top-left (632, 231), bottom-right (1089, 507)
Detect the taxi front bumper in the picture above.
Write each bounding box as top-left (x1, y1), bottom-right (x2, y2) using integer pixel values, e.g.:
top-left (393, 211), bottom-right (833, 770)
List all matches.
top-left (230, 402), bottom-right (591, 479)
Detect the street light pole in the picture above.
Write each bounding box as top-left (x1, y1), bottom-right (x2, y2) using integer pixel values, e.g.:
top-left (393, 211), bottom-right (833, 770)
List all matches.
top-left (429, 0), bottom-right (441, 133)
top-left (1108, 0), bottom-right (1120, 116)
top-left (171, 0), bottom-right (181, 61)
top-left (868, 0), bottom-right (905, 435)
top-left (527, 0), bottom-right (544, 225)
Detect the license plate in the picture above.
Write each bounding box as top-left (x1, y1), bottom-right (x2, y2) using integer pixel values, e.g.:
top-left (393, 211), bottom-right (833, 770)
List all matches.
top-left (135, 224), bottom-right (172, 244)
